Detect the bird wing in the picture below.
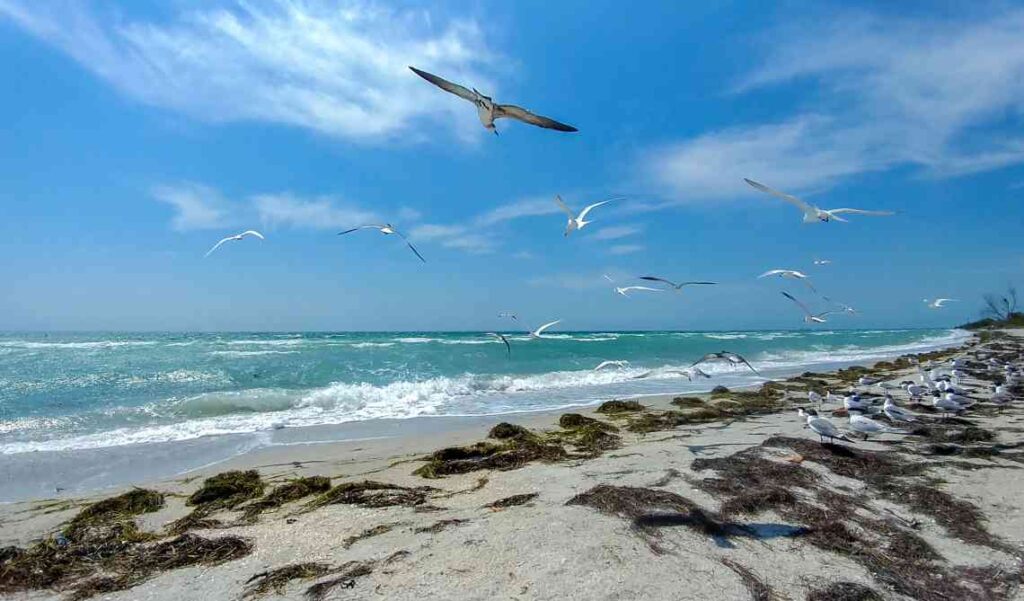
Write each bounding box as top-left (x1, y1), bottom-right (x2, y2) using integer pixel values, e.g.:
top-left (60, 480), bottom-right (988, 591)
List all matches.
top-left (639, 276), bottom-right (678, 288)
top-left (338, 225), bottom-right (385, 235)
top-left (744, 178), bottom-right (815, 214)
top-left (826, 208), bottom-right (895, 217)
top-left (240, 230), bottom-right (265, 240)
top-left (758, 269), bottom-right (786, 278)
top-left (493, 104), bottom-right (578, 132)
top-left (935, 299), bottom-right (958, 306)
top-left (690, 353), bottom-right (718, 367)
top-left (809, 417), bottom-right (840, 437)
top-left (554, 195), bottom-right (576, 218)
top-left (781, 291), bottom-right (813, 317)
top-left (621, 286), bottom-right (664, 293)
top-left (576, 198), bottom-right (617, 221)
top-left (603, 274), bottom-right (615, 283)
top-left (391, 230), bottom-right (427, 263)
top-left (532, 319), bottom-right (562, 336)
top-left (408, 66), bottom-right (478, 103)
top-left (726, 352), bottom-right (761, 375)
top-left (203, 237), bottom-right (232, 258)
top-left (594, 361), bottom-right (620, 371)
top-left (678, 281), bottom-right (718, 287)
top-left (490, 333), bottom-right (511, 357)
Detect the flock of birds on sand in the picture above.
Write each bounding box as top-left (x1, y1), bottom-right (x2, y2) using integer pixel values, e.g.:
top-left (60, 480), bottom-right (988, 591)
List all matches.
top-left (197, 66), bottom-right (980, 444)
top-left (798, 355), bottom-right (1022, 445)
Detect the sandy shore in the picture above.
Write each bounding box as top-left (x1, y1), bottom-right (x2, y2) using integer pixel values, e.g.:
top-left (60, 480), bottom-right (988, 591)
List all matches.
top-left (2, 329), bottom-right (1023, 600)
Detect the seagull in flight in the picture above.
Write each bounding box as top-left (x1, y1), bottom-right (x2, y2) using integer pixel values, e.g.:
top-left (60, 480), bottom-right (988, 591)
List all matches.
top-left (555, 196), bottom-right (618, 236)
top-left (813, 259), bottom-right (832, 266)
top-left (924, 298), bottom-right (958, 309)
top-left (759, 269), bottom-right (817, 292)
top-left (744, 178), bottom-right (894, 223)
top-left (615, 286), bottom-right (664, 297)
top-left (822, 296), bottom-right (858, 315)
top-left (690, 351), bottom-right (760, 376)
top-left (497, 312), bottom-right (518, 321)
top-left (338, 224), bottom-right (425, 263)
top-left (409, 66), bottom-right (577, 135)
top-left (529, 319), bottom-right (562, 339)
top-left (488, 332), bottom-right (511, 358)
top-left (637, 277), bottom-right (718, 292)
top-left (781, 292), bottom-right (839, 324)
top-left (594, 360), bottom-right (629, 371)
top-left (204, 230), bottom-right (264, 258)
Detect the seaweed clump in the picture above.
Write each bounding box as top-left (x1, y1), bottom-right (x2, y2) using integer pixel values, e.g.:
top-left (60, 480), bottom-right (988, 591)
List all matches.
top-left (242, 562), bottom-right (333, 598)
top-left (64, 488), bottom-right (164, 542)
top-left (486, 493), bottom-right (539, 509)
top-left (596, 399), bottom-right (644, 414)
top-left (306, 480), bottom-right (430, 509)
top-left (413, 430), bottom-right (568, 479)
top-left (721, 558), bottom-right (776, 601)
top-left (187, 470), bottom-right (265, 509)
top-left (805, 582), bottom-right (882, 601)
top-left (242, 476), bottom-right (331, 521)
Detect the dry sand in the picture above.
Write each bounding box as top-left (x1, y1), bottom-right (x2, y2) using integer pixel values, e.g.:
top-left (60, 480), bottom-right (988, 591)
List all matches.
top-left (3, 330), bottom-right (1024, 600)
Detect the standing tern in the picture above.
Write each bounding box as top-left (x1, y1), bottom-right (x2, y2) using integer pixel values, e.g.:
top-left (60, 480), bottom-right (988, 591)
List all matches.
top-left (882, 395), bottom-right (918, 423)
top-left (637, 277), bottom-right (718, 292)
top-left (338, 224), bottom-right (426, 263)
top-left (555, 196), bottom-right (618, 236)
top-left (849, 414), bottom-right (903, 439)
top-left (690, 351), bottom-right (760, 375)
top-left (594, 360), bottom-right (629, 371)
top-left (488, 333), bottom-right (511, 358)
top-left (744, 178), bottom-right (895, 223)
top-left (204, 230), bottom-right (265, 258)
top-left (409, 66), bottom-right (577, 134)
top-left (924, 298), bottom-right (958, 309)
top-left (529, 319), bottom-right (562, 339)
top-left (758, 269), bottom-right (817, 292)
top-left (781, 291), bottom-right (839, 324)
top-left (798, 408), bottom-right (854, 444)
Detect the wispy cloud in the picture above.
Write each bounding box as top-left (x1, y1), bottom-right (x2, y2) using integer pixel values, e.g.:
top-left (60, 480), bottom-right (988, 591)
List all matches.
top-left (474, 196), bottom-right (560, 227)
top-left (253, 194), bottom-right (378, 230)
top-left (0, 1), bottom-right (495, 142)
top-left (647, 9), bottom-right (1024, 199)
top-left (408, 194), bottom-right (560, 254)
top-left (152, 183), bottom-right (229, 231)
top-left (591, 224), bottom-right (643, 241)
top-left (408, 223), bottom-right (493, 253)
top-left (607, 244), bottom-right (644, 256)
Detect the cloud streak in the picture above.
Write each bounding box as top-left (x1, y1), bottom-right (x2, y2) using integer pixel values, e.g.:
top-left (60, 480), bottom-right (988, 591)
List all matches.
top-left (152, 183), bottom-right (229, 231)
top-left (648, 8), bottom-right (1024, 200)
top-left (0, 0), bottom-right (495, 142)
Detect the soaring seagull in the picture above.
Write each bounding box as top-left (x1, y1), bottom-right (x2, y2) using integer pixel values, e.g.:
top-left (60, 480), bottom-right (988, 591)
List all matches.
top-left (594, 360), bottom-right (629, 371)
top-left (690, 351), bottom-right (761, 375)
top-left (529, 319), bottom-right (562, 339)
top-left (781, 292), bottom-right (839, 324)
top-left (409, 66), bottom-right (577, 134)
top-left (497, 312), bottom-right (518, 321)
top-left (338, 224), bottom-right (425, 263)
top-left (488, 332), bottom-right (511, 358)
top-left (638, 277), bottom-right (718, 291)
top-left (555, 196), bottom-right (618, 236)
top-left (744, 178), bottom-right (894, 223)
top-left (822, 296), bottom-right (858, 315)
top-left (204, 230), bottom-right (264, 258)
top-left (924, 298), bottom-right (958, 309)
top-left (615, 286), bottom-right (664, 297)
top-left (758, 269), bottom-right (817, 293)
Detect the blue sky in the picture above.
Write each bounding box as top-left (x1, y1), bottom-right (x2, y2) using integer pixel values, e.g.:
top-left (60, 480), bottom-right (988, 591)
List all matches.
top-left (0, 0), bottom-right (1021, 331)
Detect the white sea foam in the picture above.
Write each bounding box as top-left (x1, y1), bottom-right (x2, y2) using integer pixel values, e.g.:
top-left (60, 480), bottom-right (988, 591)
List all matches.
top-left (209, 350), bottom-right (299, 357)
top-left (0, 340), bottom-right (158, 350)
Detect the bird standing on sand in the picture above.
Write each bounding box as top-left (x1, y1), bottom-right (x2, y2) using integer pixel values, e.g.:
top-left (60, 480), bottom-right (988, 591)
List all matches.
top-left (798, 408), bottom-right (854, 444)
top-left (204, 230), bottom-right (264, 257)
top-left (338, 224), bottom-right (426, 263)
top-left (849, 413), bottom-right (903, 439)
top-left (744, 178), bottom-right (895, 223)
top-left (883, 395), bottom-right (918, 423)
top-left (556, 196), bottom-right (618, 237)
top-left (690, 351), bottom-right (760, 375)
top-left (409, 66), bottom-right (577, 134)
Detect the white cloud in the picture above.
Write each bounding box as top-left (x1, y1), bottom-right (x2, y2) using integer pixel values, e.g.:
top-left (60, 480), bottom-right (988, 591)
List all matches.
top-left (409, 223), bottom-right (493, 253)
top-left (474, 196), bottom-right (559, 227)
top-left (607, 244), bottom-right (644, 256)
top-left (253, 193), bottom-right (377, 230)
top-left (152, 182), bottom-right (229, 231)
top-left (591, 224), bottom-right (643, 241)
top-left (0, 1), bottom-right (495, 142)
top-left (648, 9), bottom-right (1024, 199)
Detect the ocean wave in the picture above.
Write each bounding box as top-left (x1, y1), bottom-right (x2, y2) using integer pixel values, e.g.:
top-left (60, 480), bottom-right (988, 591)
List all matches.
top-left (348, 342), bottom-right (396, 348)
top-left (225, 339), bottom-right (306, 346)
top-left (208, 348), bottom-right (299, 358)
top-left (704, 333), bottom-right (748, 340)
